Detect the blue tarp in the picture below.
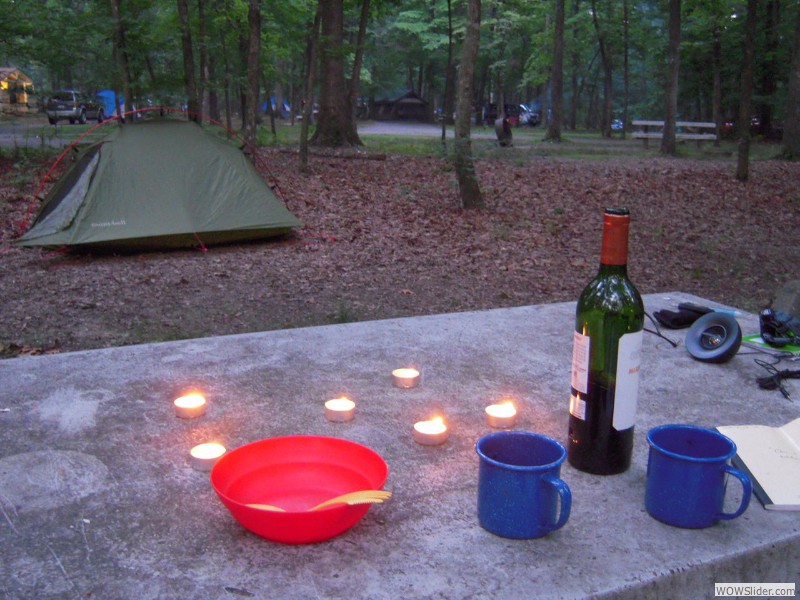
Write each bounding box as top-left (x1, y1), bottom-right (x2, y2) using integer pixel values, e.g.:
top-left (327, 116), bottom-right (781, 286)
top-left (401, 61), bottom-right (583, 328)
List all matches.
top-left (96, 90), bottom-right (125, 118)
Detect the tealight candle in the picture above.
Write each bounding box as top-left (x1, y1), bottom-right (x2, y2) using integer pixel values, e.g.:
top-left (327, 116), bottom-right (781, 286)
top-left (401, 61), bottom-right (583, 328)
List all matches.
top-left (413, 417), bottom-right (449, 446)
top-left (485, 401), bottom-right (518, 429)
top-left (324, 396), bottom-right (356, 422)
top-left (189, 442), bottom-right (226, 471)
top-left (174, 393), bottom-right (207, 419)
top-left (393, 368), bottom-right (421, 389)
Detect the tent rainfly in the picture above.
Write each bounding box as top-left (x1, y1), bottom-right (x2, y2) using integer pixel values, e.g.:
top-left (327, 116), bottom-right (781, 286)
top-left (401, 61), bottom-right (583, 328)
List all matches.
top-left (15, 119), bottom-right (302, 251)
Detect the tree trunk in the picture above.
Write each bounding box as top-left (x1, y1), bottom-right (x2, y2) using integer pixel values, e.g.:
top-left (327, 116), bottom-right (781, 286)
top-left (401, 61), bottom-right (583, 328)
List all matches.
top-left (349, 0), bottom-right (370, 125)
top-left (591, 0), bottom-right (613, 137)
top-left (441, 0), bottom-right (454, 144)
top-left (454, 0), bottom-right (483, 210)
top-left (567, 0), bottom-right (582, 130)
top-left (205, 0), bottom-right (220, 121)
top-left (736, 0), bottom-right (758, 181)
top-left (300, 6), bottom-right (321, 173)
top-left (546, 0), bottom-right (564, 142)
top-left (621, 0), bottom-right (629, 139)
top-left (783, 1), bottom-right (800, 158)
top-left (660, 0), bottom-right (680, 155)
top-left (756, 0), bottom-right (779, 138)
top-left (197, 0), bottom-right (208, 119)
top-left (219, 28), bottom-right (233, 133)
top-left (110, 0), bottom-right (132, 119)
top-left (243, 0), bottom-right (261, 145)
top-left (311, 0), bottom-right (361, 147)
top-left (712, 18), bottom-right (722, 147)
top-left (177, 0), bottom-right (199, 121)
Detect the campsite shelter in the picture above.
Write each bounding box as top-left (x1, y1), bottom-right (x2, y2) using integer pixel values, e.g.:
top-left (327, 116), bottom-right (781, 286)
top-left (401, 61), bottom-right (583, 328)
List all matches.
top-left (372, 90), bottom-right (430, 121)
top-left (0, 66), bottom-right (35, 113)
top-left (15, 118), bottom-right (302, 251)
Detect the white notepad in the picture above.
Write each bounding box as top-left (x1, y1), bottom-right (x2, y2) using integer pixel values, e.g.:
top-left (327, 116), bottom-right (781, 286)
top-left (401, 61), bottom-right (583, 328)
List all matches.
top-left (717, 418), bottom-right (800, 511)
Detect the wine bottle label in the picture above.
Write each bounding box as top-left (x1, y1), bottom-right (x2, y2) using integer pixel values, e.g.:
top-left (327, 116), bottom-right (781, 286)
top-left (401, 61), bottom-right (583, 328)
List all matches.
top-left (612, 330), bottom-right (643, 430)
top-left (570, 330), bottom-right (590, 394)
top-left (569, 393), bottom-right (586, 420)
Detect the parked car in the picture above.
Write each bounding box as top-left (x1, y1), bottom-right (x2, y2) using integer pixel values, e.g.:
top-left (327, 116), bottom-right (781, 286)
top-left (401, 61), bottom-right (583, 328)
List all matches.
top-left (45, 90), bottom-right (105, 125)
top-left (611, 118), bottom-right (624, 131)
top-left (520, 104), bottom-right (541, 127)
top-left (483, 103), bottom-right (540, 127)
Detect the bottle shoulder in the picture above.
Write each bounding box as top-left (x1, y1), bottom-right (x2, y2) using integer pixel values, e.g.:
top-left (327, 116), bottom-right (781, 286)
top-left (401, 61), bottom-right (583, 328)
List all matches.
top-left (578, 274), bottom-right (644, 315)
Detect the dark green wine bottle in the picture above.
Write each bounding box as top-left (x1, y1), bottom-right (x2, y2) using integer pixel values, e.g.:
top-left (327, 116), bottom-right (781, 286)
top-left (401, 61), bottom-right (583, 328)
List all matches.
top-left (567, 208), bottom-right (644, 475)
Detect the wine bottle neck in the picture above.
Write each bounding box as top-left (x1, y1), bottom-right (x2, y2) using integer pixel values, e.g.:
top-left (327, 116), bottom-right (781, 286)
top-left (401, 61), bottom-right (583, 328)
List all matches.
top-left (597, 263), bottom-right (628, 277)
top-left (599, 212), bottom-right (630, 266)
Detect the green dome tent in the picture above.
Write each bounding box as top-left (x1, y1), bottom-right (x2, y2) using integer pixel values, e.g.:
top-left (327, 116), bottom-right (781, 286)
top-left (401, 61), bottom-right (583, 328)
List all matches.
top-left (15, 119), bottom-right (302, 251)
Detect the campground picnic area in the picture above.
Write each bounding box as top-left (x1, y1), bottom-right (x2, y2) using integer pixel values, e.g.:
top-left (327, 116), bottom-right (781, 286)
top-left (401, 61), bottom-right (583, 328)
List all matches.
top-left (1, 128), bottom-right (799, 357)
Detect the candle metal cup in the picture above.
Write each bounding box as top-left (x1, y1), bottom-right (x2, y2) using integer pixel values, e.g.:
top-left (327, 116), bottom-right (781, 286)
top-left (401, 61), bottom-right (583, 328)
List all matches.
top-left (174, 393), bottom-right (207, 419)
top-left (190, 442), bottom-right (226, 471)
top-left (413, 418), bottom-right (449, 446)
top-left (485, 402), bottom-right (518, 429)
top-left (324, 397), bottom-right (356, 422)
top-left (392, 368), bottom-right (420, 389)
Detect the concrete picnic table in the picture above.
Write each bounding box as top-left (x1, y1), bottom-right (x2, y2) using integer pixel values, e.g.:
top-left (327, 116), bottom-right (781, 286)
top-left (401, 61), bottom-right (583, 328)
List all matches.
top-left (1, 292), bottom-right (798, 599)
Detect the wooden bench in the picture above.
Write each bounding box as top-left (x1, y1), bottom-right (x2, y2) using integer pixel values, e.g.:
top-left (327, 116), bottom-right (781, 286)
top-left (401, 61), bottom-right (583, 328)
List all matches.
top-left (632, 120), bottom-right (717, 147)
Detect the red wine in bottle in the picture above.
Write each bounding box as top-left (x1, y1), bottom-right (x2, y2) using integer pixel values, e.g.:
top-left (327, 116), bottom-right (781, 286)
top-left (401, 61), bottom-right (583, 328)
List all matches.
top-left (567, 207), bottom-right (644, 475)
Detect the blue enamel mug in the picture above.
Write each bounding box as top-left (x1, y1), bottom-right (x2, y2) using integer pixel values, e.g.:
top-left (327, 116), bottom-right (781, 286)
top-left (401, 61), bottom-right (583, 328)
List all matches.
top-left (645, 424), bottom-right (752, 529)
top-left (476, 431), bottom-right (571, 539)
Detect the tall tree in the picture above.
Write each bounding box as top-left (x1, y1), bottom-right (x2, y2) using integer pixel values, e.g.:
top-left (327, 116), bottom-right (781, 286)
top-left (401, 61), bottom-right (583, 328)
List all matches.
top-left (711, 2), bottom-right (723, 147)
top-left (311, 0), bottom-right (361, 147)
top-left (300, 6), bottom-right (321, 173)
top-left (197, 0), bottom-right (208, 119)
top-left (110, 0), bottom-right (132, 119)
top-left (454, 0), bottom-right (484, 209)
top-left (349, 0), bottom-right (371, 123)
top-left (660, 0), bottom-right (681, 155)
top-left (567, 0), bottom-right (585, 130)
top-left (756, 0), bottom-right (780, 138)
top-left (243, 0), bottom-right (261, 144)
top-left (621, 0), bottom-right (629, 138)
top-left (546, 0), bottom-right (565, 141)
top-left (783, 0), bottom-right (800, 158)
top-left (590, 0), bottom-right (614, 137)
top-left (441, 0), bottom-right (454, 144)
top-left (736, 0), bottom-right (758, 181)
top-left (177, 0), bottom-right (199, 121)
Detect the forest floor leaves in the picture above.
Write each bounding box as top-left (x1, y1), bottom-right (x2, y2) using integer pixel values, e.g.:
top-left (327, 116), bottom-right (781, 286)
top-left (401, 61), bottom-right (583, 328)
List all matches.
top-left (1, 145), bottom-right (798, 357)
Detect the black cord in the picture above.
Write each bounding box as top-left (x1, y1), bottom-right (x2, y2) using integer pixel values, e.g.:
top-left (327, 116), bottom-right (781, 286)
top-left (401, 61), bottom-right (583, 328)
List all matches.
top-left (644, 312), bottom-right (679, 348)
top-left (755, 358), bottom-right (800, 400)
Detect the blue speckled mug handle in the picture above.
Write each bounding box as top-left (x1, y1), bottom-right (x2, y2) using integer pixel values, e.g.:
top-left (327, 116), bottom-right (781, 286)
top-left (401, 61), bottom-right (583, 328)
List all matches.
top-left (717, 465), bottom-right (752, 521)
top-left (543, 474), bottom-right (572, 532)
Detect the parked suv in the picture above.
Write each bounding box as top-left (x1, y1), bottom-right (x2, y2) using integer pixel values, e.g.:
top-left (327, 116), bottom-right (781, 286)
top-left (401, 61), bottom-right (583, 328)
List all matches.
top-left (46, 90), bottom-right (105, 125)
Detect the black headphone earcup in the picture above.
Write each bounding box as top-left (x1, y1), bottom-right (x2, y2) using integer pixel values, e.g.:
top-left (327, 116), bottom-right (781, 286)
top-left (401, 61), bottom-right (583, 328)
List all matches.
top-left (685, 312), bottom-right (742, 363)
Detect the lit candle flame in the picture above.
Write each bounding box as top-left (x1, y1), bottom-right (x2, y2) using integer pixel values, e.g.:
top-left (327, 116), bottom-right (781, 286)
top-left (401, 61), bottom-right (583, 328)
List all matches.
top-left (175, 393), bottom-right (206, 410)
top-left (414, 416), bottom-right (447, 434)
top-left (486, 401), bottom-right (516, 418)
top-left (190, 442), bottom-right (226, 460)
top-left (393, 368), bottom-right (420, 378)
top-left (325, 397), bottom-right (355, 411)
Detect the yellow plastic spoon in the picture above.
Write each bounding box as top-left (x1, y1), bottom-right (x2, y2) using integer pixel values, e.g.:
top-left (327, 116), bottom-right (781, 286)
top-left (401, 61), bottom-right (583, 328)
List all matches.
top-left (246, 490), bottom-right (392, 513)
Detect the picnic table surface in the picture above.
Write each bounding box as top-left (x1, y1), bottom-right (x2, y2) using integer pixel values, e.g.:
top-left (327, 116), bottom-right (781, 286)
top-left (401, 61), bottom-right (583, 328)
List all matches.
top-left (2, 292), bottom-right (798, 599)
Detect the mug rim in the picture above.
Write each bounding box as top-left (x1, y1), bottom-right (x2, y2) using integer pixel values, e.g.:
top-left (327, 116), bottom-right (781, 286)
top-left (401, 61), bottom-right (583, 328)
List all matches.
top-left (476, 430), bottom-right (566, 472)
top-left (647, 423), bottom-right (736, 463)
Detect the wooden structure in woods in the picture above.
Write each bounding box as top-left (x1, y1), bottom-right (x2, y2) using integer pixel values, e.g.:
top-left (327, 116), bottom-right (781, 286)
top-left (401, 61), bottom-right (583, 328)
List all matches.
top-left (0, 67), bottom-right (35, 113)
top-left (372, 90), bottom-right (430, 121)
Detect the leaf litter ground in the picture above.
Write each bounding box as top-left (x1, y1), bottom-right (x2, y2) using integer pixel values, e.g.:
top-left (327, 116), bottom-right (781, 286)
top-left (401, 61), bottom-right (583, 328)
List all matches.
top-left (1, 148), bottom-right (798, 357)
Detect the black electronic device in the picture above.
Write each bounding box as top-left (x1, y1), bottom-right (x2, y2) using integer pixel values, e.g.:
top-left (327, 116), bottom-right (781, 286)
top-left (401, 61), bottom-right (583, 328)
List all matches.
top-left (685, 312), bottom-right (742, 363)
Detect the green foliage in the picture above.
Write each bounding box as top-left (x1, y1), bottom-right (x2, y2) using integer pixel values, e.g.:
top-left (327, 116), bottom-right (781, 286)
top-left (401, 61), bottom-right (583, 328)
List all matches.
top-left (0, 0), bottom-right (795, 141)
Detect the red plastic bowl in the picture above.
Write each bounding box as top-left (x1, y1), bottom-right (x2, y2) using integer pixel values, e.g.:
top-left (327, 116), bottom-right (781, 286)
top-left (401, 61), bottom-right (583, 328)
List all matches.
top-left (210, 436), bottom-right (389, 544)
